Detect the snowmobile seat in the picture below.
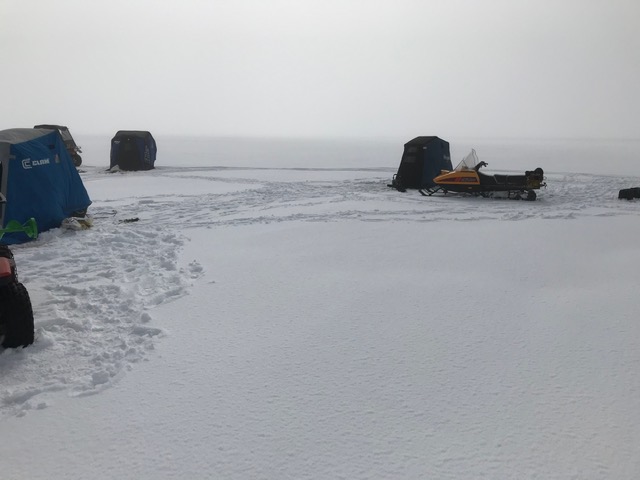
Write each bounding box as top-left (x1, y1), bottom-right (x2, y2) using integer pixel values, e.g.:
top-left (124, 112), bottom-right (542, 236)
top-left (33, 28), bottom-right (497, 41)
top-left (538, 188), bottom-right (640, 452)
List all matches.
top-left (486, 173), bottom-right (527, 187)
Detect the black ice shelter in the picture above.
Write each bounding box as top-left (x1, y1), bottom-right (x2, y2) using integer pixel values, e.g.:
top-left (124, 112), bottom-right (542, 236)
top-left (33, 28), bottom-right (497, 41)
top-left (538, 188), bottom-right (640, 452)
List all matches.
top-left (110, 130), bottom-right (157, 171)
top-left (392, 136), bottom-right (452, 189)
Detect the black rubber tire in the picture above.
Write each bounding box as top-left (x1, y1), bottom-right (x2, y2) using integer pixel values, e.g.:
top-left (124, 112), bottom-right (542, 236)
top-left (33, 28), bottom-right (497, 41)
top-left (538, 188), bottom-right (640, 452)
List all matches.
top-left (526, 189), bottom-right (537, 201)
top-left (73, 154), bottom-right (82, 167)
top-left (0, 282), bottom-right (34, 348)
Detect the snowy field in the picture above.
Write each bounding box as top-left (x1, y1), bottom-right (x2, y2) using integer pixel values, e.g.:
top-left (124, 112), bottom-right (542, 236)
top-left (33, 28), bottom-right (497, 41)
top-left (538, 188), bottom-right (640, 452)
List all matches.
top-left (2, 136), bottom-right (640, 479)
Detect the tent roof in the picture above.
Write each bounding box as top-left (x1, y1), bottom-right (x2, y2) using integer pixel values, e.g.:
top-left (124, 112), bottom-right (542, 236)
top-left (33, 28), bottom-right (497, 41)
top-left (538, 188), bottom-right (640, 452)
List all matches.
top-left (34, 124), bottom-right (69, 131)
top-left (0, 128), bottom-right (57, 145)
top-left (113, 130), bottom-right (154, 139)
top-left (404, 136), bottom-right (445, 146)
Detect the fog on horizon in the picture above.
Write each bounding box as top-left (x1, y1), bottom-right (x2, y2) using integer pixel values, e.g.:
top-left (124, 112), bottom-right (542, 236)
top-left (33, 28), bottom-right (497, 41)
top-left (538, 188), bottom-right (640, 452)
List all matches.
top-left (2, 0), bottom-right (638, 141)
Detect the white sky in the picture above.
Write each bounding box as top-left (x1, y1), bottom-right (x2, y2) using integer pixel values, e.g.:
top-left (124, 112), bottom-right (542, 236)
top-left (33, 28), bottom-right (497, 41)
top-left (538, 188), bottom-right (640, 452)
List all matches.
top-left (1, 0), bottom-right (639, 138)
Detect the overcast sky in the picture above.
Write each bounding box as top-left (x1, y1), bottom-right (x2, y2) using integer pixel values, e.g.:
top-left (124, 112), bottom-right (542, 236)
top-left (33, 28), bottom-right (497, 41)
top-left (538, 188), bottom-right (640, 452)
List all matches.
top-left (1, 0), bottom-right (638, 139)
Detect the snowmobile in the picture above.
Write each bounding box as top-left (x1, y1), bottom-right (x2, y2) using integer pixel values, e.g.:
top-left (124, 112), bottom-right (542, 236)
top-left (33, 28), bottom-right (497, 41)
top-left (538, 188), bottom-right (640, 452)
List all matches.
top-left (421, 149), bottom-right (545, 201)
top-left (0, 245), bottom-right (34, 349)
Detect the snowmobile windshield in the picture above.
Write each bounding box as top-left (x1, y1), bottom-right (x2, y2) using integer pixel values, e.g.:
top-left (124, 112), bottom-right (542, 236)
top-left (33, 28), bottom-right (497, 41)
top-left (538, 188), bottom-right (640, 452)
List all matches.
top-left (58, 130), bottom-right (74, 143)
top-left (454, 149), bottom-right (480, 171)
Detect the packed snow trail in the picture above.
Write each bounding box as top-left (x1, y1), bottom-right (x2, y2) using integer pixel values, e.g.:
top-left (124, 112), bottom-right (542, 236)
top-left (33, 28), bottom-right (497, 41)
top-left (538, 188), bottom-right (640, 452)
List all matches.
top-left (1, 165), bottom-right (639, 418)
top-left (2, 208), bottom-right (203, 417)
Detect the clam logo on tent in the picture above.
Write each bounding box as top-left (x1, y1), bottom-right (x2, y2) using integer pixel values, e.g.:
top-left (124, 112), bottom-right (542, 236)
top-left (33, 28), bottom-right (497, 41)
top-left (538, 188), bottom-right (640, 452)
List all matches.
top-left (21, 157), bottom-right (51, 169)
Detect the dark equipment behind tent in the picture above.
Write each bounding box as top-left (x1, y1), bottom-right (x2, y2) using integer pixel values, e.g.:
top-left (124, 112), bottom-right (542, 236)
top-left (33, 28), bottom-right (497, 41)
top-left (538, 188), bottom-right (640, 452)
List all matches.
top-left (110, 130), bottom-right (157, 171)
top-left (389, 136), bottom-right (452, 191)
top-left (34, 124), bottom-right (83, 167)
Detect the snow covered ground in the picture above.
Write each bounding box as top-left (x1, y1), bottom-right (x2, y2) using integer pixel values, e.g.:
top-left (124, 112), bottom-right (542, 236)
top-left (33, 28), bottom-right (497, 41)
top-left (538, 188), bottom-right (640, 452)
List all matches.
top-left (2, 136), bottom-right (640, 479)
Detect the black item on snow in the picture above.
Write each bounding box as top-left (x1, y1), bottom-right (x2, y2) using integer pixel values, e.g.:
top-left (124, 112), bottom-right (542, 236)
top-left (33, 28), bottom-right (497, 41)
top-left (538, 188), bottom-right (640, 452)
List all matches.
top-left (618, 188), bottom-right (640, 200)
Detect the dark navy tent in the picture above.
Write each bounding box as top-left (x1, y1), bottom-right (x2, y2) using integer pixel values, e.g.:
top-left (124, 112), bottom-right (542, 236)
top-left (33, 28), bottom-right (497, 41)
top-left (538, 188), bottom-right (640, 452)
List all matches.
top-left (0, 128), bottom-right (92, 244)
top-left (110, 130), bottom-right (157, 171)
top-left (392, 136), bottom-right (452, 189)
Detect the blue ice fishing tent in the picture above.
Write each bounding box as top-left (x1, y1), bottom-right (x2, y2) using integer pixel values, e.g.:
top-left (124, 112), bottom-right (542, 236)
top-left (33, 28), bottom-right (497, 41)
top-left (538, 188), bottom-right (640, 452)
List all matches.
top-left (0, 128), bottom-right (92, 244)
top-left (110, 130), bottom-right (157, 171)
top-left (392, 136), bottom-right (452, 189)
